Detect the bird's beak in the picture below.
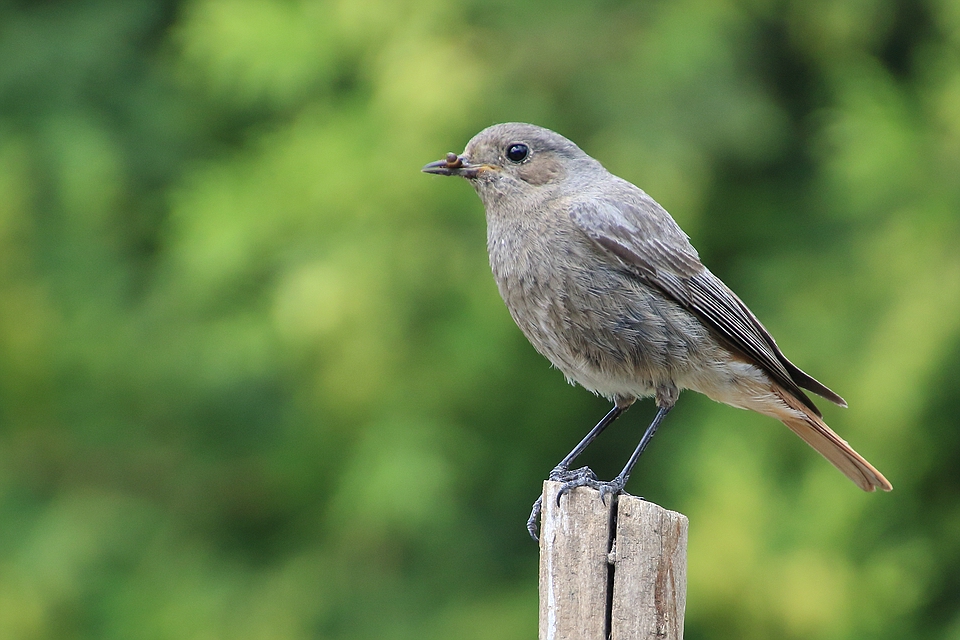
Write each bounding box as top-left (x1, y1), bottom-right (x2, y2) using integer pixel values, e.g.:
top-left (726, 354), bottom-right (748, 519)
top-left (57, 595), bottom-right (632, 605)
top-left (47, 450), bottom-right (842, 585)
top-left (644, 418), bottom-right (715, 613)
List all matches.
top-left (422, 152), bottom-right (484, 178)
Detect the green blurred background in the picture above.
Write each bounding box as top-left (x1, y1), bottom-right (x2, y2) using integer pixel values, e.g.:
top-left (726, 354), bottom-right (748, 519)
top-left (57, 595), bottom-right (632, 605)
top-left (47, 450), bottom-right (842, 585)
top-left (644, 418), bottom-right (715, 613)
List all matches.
top-left (1, 0), bottom-right (958, 638)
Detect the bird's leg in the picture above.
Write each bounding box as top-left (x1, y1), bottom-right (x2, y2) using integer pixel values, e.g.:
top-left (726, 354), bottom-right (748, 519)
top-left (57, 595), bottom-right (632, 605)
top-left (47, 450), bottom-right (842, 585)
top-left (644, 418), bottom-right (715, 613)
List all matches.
top-left (547, 398), bottom-right (675, 527)
top-left (589, 403), bottom-right (673, 504)
top-left (527, 402), bottom-right (630, 540)
top-left (561, 388), bottom-right (676, 506)
top-left (550, 404), bottom-right (627, 480)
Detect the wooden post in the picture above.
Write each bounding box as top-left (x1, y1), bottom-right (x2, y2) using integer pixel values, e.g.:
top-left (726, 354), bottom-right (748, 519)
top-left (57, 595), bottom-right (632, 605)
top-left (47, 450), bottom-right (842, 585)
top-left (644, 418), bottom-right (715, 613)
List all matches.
top-left (538, 480), bottom-right (614, 640)
top-left (538, 481), bottom-right (688, 640)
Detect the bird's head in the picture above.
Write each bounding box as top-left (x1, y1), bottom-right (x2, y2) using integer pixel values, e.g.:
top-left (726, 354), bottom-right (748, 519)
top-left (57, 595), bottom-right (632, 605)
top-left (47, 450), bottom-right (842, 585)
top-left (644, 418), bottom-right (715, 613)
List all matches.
top-left (422, 123), bottom-right (596, 202)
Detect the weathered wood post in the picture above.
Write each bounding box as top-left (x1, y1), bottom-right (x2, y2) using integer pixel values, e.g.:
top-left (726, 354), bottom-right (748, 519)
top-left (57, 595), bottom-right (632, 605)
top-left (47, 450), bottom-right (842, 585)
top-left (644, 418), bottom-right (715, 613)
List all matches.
top-left (538, 480), bottom-right (688, 640)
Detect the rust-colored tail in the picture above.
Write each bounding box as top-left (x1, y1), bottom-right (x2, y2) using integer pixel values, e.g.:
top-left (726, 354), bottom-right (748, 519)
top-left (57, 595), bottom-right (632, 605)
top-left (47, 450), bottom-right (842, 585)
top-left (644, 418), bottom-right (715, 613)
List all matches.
top-left (773, 386), bottom-right (892, 492)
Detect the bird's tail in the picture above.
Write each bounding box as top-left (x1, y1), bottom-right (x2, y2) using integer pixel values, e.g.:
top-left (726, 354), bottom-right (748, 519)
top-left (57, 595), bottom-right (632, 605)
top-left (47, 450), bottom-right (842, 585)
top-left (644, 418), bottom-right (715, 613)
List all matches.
top-left (771, 385), bottom-right (892, 492)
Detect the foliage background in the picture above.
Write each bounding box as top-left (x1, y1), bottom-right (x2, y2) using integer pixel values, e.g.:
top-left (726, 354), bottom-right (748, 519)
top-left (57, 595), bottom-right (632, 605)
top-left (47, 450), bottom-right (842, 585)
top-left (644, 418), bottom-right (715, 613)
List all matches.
top-left (1, 0), bottom-right (959, 638)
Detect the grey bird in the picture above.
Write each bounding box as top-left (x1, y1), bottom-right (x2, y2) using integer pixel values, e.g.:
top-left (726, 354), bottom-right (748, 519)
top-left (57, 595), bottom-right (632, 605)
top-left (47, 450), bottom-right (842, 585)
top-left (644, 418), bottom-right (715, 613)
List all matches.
top-left (422, 123), bottom-right (892, 540)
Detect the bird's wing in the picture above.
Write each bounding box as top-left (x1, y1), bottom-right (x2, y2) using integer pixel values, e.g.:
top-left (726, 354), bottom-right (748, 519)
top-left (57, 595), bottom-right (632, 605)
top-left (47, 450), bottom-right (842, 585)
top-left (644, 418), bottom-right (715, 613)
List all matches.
top-left (570, 194), bottom-right (845, 415)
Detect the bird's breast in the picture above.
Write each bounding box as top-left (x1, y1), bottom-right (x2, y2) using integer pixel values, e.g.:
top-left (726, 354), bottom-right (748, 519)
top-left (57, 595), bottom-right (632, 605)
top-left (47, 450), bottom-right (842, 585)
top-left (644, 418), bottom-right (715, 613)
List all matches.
top-left (485, 214), bottom-right (712, 399)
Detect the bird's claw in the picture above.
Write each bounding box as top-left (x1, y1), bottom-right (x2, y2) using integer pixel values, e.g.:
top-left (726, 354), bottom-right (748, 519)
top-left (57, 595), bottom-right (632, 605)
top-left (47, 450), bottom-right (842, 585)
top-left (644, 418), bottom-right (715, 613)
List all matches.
top-left (552, 466), bottom-right (601, 506)
top-left (596, 478), bottom-right (626, 505)
top-left (527, 467), bottom-right (598, 541)
top-left (556, 474), bottom-right (628, 507)
top-left (527, 496), bottom-right (543, 541)
top-left (547, 465), bottom-right (597, 483)
top-left (528, 468), bottom-right (632, 541)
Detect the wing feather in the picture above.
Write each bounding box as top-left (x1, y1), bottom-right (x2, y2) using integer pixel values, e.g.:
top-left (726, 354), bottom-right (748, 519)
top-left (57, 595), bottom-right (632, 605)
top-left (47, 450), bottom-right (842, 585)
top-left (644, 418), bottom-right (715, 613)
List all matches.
top-left (570, 194), bottom-right (845, 415)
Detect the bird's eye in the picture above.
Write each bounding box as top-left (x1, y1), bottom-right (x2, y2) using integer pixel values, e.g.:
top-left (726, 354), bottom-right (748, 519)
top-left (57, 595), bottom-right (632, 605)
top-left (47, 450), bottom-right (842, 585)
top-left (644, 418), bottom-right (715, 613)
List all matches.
top-left (506, 143), bottom-right (529, 163)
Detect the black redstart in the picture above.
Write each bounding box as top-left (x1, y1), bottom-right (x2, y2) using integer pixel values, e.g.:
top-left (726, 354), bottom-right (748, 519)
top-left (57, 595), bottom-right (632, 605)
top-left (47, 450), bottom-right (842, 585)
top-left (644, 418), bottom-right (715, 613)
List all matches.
top-left (423, 123), bottom-right (891, 540)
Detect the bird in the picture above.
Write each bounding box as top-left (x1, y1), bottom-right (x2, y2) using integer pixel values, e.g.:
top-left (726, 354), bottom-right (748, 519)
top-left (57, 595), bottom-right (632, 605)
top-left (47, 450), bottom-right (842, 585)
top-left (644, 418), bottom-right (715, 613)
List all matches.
top-left (422, 123), bottom-right (891, 540)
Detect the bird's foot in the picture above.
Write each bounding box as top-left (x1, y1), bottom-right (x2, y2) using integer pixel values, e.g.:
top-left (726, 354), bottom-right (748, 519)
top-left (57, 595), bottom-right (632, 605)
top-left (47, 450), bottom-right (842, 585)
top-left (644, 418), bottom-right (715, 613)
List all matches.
top-left (556, 473), bottom-right (628, 507)
top-left (526, 496), bottom-right (543, 541)
top-left (527, 466), bottom-right (602, 541)
top-left (548, 464), bottom-right (597, 483)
